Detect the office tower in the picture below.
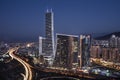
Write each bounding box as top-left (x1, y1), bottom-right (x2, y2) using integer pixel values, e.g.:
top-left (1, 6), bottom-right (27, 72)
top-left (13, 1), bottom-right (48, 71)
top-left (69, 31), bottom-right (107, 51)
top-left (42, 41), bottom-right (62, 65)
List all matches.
top-left (45, 9), bottom-right (55, 57)
top-left (79, 35), bottom-right (91, 68)
top-left (39, 36), bottom-right (46, 56)
top-left (54, 34), bottom-right (79, 69)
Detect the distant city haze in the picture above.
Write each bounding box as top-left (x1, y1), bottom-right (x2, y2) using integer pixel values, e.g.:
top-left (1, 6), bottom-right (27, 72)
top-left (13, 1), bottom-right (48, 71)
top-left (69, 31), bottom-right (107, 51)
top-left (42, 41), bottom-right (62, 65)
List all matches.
top-left (0, 0), bottom-right (120, 42)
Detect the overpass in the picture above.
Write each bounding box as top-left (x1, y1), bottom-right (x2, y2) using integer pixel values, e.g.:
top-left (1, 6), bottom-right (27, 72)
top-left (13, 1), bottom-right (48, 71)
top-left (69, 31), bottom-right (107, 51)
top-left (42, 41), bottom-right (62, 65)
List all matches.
top-left (7, 47), bottom-right (32, 80)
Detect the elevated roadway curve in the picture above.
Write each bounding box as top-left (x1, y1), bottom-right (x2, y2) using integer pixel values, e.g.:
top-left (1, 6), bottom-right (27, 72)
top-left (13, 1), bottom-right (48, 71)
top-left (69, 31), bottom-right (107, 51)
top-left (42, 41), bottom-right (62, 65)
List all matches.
top-left (8, 48), bottom-right (32, 80)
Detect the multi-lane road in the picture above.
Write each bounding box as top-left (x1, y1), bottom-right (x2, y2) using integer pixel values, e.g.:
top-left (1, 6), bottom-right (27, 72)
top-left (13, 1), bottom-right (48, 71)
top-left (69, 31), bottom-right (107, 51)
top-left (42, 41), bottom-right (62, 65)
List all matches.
top-left (8, 48), bottom-right (32, 80)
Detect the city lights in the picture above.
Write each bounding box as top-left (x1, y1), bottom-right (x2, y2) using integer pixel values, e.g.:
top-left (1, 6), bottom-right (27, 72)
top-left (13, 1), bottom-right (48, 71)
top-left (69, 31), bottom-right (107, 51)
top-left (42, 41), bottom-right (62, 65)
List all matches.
top-left (0, 2), bottom-right (120, 79)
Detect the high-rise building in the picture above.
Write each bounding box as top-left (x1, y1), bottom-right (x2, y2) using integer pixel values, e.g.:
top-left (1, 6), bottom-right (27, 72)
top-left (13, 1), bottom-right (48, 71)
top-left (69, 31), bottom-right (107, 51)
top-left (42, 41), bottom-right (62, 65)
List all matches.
top-left (101, 47), bottom-right (110, 61)
top-left (54, 34), bottom-right (79, 69)
top-left (92, 39), bottom-right (109, 47)
top-left (90, 45), bottom-right (101, 58)
top-left (101, 48), bottom-right (120, 63)
top-left (109, 35), bottom-right (118, 48)
top-left (39, 36), bottom-right (46, 56)
top-left (79, 35), bottom-right (91, 68)
top-left (109, 35), bottom-right (120, 48)
top-left (45, 9), bottom-right (55, 57)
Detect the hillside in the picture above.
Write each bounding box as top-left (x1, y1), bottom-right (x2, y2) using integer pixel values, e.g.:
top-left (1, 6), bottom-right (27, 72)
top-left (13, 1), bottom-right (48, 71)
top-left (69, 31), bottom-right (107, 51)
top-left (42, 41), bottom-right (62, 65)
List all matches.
top-left (95, 32), bottom-right (120, 40)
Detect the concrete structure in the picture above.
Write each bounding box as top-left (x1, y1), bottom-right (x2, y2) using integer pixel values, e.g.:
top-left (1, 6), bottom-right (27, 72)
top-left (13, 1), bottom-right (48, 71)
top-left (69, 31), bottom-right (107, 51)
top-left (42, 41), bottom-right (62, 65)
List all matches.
top-left (101, 48), bottom-right (120, 63)
top-left (45, 9), bottom-right (55, 57)
top-left (39, 36), bottom-right (46, 56)
top-left (90, 45), bottom-right (101, 58)
top-left (79, 35), bottom-right (91, 68)
top-left (54, 33), bottom-right (79, 69)
top-left (109, 35), bottom-right (120, 48)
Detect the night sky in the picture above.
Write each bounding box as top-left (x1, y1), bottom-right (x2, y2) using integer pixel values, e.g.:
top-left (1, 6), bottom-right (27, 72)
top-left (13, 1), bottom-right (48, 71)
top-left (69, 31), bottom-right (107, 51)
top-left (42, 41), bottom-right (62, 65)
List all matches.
top-left (0, 0), bottom-right (120, 42)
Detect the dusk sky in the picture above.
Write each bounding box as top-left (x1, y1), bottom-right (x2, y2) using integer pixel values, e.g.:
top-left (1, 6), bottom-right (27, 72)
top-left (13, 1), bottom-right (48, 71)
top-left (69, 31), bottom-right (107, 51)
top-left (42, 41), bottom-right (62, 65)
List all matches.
top-left (0, 0), bottom-right (120, 42)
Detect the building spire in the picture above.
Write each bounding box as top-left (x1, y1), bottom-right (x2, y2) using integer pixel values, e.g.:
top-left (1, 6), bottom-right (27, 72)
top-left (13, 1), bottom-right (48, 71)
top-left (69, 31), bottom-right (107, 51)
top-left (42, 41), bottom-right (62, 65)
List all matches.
top-left (46, 8), bottom-right (53, 13)
top-left (47, 9), bottom-right (49, 13)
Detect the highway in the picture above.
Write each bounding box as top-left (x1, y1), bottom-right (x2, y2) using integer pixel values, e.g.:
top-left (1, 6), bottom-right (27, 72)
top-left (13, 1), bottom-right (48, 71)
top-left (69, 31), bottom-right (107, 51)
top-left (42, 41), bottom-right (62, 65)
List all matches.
top-left (36, 67), bottom-right (96, 79)
top-left (8, 48), bottom-right (32, 80)
top-left (91, 58), bottom-right (120, 71)
top-left (40, 76), bottom-right (79, 80)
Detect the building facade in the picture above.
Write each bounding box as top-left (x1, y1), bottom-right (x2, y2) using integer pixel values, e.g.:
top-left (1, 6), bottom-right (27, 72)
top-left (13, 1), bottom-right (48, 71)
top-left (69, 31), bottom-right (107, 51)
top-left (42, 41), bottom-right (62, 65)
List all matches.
top-left (91, 34), bottom-right (120, 64)
top-left (90, 45), bottom-right (101, 58)
top-left (79, 35), bottom-right (91, 68)
top-left (101, 48), bottom-right (120, 63)
top-left (54, 34), bottom-right (79, 69)
top-left (109, 35), bottom-right (120, 48)
top-left (39, 36), bottom-right (46, 56)
top-left (45, 10), bottom-right (55, 57)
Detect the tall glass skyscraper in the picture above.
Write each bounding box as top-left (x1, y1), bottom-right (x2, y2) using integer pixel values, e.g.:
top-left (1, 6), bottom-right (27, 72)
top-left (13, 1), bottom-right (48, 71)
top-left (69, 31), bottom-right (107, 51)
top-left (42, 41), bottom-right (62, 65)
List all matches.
top-left (45, 9), bottom-right (55, 57)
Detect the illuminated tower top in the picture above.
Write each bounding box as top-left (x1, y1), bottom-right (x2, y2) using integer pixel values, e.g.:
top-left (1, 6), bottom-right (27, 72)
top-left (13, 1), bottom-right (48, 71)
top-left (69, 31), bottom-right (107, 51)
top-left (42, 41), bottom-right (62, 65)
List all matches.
top-left (46, 8), bottom-right (53, 13)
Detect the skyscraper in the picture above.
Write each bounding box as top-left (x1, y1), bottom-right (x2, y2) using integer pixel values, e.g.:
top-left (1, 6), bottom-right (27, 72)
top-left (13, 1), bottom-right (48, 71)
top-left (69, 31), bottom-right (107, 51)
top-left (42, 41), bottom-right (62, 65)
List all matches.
top-left (79, 35), bottom-right (91, 68)
top-left (45, 9), bottom-right (55, 57)
top-left (54, 34), bottom-right (79, 69)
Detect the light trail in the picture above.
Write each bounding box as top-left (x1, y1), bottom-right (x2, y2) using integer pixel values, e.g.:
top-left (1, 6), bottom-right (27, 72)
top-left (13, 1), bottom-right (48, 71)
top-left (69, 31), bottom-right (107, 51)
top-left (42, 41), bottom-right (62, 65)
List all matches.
top-left (40, 76), bottom-right (79, 80)
top-left (8, 48), bottom-right (32, 80)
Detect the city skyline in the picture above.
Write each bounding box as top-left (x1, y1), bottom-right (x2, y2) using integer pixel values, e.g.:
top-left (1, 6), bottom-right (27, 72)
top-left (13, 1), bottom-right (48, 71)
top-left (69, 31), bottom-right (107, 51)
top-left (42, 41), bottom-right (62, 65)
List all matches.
top-left (1, 1), bottom-right (120, 78)
top-left (0, 0), bottom-right (120, 42)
